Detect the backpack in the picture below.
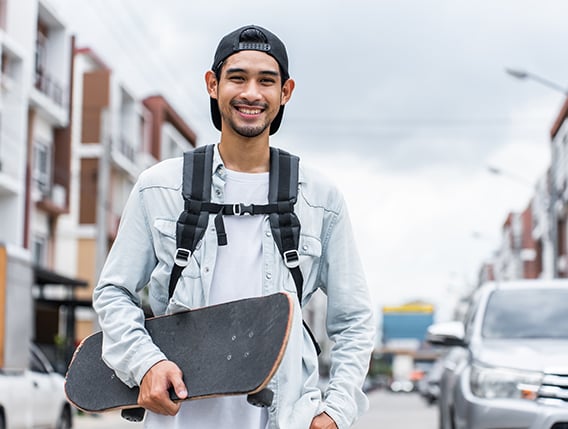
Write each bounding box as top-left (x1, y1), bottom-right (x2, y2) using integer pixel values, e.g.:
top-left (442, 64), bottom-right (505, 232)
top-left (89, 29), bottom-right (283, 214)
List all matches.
top-left (169, 144), bottom-right (320, 354)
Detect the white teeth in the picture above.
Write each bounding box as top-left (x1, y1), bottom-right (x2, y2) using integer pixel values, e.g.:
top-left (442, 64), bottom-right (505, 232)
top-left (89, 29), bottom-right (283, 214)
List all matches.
top-left (239, 108), bottom-right (261, 115)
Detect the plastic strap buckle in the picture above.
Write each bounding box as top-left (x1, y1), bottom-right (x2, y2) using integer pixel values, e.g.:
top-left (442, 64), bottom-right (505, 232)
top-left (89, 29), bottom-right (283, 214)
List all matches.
top-left (283, 250), bottom-right (300, 268)
top-left (233, 203), bottom-right (254, 216)
top-left (174, 248), bottom-right (191, 267)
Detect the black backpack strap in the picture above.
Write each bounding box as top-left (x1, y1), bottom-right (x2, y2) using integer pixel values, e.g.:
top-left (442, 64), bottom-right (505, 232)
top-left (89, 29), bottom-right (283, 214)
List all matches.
top-left (168, 145), bottom-right (214, 300)
top-left (268, 148), bottom-right (321, 355)
top-left (268, 147), bottom-right (303, 301)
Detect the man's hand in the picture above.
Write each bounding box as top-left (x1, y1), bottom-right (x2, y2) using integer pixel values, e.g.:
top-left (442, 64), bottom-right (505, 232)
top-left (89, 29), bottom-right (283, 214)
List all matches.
top-left (310, 412), bottom-right (338, 429)
top-left (138, 360), bottom-right (188, 415)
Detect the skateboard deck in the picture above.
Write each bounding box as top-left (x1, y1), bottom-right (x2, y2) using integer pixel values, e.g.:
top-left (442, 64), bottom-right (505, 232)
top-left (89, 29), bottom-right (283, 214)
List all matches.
top-left (65, 292), bottom-right (293, 416)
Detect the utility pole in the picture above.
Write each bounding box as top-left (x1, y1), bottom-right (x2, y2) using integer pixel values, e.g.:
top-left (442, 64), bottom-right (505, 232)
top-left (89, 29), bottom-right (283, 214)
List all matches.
top-left (95, 109), bottom-right (110, 293)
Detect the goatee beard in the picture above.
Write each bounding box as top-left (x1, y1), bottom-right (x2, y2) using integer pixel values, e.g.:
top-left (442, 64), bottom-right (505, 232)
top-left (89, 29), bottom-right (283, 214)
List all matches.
top-left (234, 124), bottom-right (269, 138)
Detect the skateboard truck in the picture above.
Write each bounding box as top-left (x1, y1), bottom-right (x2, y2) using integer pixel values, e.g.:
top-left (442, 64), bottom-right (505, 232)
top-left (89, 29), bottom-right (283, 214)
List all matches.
top-left (121, 408), bottom-right (146, 422)
top-left (246, 388), bottom-right (274, 407)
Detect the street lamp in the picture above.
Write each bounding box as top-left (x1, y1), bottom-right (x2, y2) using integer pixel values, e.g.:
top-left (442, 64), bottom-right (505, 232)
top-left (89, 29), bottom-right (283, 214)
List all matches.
top-left (486, 165), bottom-right (533, 187)
top-left (504, 67), bottom-right (568, 278)
top-left (505, 68), bottom-right (568, 96)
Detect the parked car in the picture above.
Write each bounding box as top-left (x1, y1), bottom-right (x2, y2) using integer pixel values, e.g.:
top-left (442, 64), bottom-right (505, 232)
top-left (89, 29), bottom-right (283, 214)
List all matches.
top-left (417, 355), bottom-right (445, 405)
top-left (427, 280), bottom-right (568, 429)
top-left (0, 344), bottom-right (72, 429)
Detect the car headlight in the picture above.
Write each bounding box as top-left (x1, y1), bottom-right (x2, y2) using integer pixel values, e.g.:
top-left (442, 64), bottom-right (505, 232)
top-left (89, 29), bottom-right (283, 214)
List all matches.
top-left (470, 363), bottom-right (542, 400)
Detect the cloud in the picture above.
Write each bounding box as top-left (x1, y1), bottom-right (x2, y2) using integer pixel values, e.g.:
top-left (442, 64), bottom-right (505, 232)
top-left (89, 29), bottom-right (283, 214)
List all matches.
top-left (50, 0), bottom-right (567, 317)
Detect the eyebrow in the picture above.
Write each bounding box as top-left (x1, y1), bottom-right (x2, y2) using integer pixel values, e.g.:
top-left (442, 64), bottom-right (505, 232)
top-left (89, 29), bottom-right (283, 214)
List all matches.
top-left (225, 67), bottom-right (279, 77)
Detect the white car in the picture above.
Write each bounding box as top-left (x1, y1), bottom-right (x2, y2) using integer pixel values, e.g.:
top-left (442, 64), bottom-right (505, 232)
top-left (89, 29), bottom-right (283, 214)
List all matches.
top-left (428, 280), bottom-right (568, 429)
top-left (0, 344), bottom-right (72, 429)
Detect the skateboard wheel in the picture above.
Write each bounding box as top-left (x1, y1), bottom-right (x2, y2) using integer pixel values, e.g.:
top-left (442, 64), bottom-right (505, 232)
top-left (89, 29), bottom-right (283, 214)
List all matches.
top-left (121, 407), bottom-right (146, 422)
top-left (247, 388), bottom-right (274, 407)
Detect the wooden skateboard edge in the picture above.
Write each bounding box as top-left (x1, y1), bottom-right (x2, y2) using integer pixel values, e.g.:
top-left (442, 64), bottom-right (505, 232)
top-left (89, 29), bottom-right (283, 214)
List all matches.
top-left (247, 291), bottom-right (294, 396)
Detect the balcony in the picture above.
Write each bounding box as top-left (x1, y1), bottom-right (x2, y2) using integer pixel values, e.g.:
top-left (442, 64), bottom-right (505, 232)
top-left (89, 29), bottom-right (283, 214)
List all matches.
top-left (116, 134), bottom-right (136, 163)
top-left (110, 134), bottom-right (140, 179)
top-left (35, 68), bottom-right (66, 109)
top-left (30, 3), bottom-right (71, 127)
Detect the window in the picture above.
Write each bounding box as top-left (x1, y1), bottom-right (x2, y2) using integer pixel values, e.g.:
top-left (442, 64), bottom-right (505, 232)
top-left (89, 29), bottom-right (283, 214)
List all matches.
top-left (33, 141), bottom-right (52, 196)
top-left (32, 235), bottom-right (47, 266)
top-left (35, 21), bottom-right (48, 90)
top-left (482, 288), bottom-right (568, 339)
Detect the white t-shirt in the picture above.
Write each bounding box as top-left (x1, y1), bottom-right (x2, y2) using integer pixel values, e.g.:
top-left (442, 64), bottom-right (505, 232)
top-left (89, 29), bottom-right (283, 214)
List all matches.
top-left (145, 169), bottom-right (269, 429)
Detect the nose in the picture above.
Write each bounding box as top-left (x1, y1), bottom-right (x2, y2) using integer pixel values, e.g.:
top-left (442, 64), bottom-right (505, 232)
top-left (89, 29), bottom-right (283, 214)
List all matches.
top-left (240, 80), bottom-right (263, 101)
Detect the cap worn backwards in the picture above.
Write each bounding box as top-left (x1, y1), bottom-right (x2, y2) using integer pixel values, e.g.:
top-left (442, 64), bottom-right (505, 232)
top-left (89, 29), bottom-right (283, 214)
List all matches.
top-left (210, 25), bottom-right (290, 135)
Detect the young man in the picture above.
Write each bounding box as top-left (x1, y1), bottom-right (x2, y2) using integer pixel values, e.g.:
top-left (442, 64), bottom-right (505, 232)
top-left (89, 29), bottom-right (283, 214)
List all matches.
top-left (93, 25), bottom-right (375, 429)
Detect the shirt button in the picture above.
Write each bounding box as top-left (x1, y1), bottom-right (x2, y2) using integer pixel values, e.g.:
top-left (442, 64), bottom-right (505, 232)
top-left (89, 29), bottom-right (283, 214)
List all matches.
top-left (215, 189), bottom-right (222, 197)
top-left (265, 231), bottom-right (272, 237)
top-left (203, 267), bottom-right (210, 274)
top-left (302, 244), bottom-right (308, 251)
top-left (265, 273), bottom-right (272, 280)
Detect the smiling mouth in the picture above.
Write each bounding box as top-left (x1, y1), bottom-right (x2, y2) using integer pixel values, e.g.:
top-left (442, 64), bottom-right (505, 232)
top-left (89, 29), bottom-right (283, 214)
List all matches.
top-left (237, 107), bottom-right (262, 115)
top-left (232, 100), bottom-right (267, 116)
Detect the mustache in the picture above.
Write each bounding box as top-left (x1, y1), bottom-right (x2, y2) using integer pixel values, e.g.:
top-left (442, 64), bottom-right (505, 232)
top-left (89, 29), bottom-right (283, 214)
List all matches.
top-left (230, 100), bottom-right (268, 109)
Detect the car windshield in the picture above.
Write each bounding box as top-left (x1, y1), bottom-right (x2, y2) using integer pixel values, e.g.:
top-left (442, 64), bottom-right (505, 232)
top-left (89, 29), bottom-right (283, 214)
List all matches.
top-left (482, 288), bottom-right (568, 339)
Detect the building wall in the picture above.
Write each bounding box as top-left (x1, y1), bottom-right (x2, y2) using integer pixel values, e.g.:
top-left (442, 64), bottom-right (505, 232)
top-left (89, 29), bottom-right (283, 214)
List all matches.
top-left (0, 1), bottom-right (35, 248)
top-left (76, 238), bottom-right (96, 301)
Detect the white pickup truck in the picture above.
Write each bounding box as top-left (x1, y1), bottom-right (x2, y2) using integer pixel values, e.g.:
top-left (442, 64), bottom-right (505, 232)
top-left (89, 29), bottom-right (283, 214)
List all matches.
top-left (0, 344), bottom-right (72, 429)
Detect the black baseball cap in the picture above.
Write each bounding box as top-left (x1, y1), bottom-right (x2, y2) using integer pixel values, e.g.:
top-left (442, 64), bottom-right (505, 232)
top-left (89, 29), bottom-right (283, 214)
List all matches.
top-left (210, 25), bottom-right (290, 135)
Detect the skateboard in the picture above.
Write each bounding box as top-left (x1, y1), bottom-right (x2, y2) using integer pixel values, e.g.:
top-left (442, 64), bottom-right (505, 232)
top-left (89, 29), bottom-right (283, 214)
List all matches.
top-left (65, 292), bottom-right (293, 421)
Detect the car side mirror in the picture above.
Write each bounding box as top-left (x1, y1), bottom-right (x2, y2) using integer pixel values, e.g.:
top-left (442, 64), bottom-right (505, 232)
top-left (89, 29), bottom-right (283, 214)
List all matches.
top-left (426, 321), bottom-right (466, 347)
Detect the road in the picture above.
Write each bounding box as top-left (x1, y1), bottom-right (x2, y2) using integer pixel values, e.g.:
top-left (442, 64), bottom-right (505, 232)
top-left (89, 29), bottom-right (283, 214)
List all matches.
top-left (353, 389), bottom-right (438, 429)
top-left (73, 389), bottom-right (437, 428)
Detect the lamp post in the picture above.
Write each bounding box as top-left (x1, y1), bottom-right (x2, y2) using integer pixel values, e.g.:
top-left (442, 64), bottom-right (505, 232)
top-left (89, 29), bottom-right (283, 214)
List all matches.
top-left (487, 165), bottom-right (533, 187)
top-left (505, 68), bottom-right (568, 278)
top-left (505, 68), bottom-right (568, 96)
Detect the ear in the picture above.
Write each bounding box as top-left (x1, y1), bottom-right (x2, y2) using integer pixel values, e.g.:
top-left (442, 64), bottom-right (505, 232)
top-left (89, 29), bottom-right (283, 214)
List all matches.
top-left (205, 70), bottom-right (218, 99)
top-left (280, 78), bottom-right (295, 106)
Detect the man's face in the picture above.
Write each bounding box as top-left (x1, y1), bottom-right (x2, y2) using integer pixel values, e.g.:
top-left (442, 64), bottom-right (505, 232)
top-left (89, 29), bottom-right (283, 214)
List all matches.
top-left (207, 50), bottom-right (294, 138)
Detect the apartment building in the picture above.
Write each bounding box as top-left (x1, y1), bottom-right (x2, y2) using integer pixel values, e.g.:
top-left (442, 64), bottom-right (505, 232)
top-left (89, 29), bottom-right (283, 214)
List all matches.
top-left (54, 46), bottom-right (197, 346)
top-left (0, 0), bottom-right (72, 256)
top-left (549, 97), bottom-right (568, 277)
top-left (0, 0), bottom-right (81, 371)
top-left (0, 0), bottom-right (197, 369)
top-left (480, 97), bottom-right (568, 285)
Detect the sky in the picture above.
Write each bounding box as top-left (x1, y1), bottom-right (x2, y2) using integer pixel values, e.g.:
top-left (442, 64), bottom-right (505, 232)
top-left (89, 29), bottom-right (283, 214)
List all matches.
top-left (48, 0), bottom-right (568, 320)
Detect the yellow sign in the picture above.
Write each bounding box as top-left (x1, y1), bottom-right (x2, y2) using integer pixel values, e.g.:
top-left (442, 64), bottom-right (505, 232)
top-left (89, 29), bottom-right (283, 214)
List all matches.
top-left (382, 303), bottom-right (434, 313)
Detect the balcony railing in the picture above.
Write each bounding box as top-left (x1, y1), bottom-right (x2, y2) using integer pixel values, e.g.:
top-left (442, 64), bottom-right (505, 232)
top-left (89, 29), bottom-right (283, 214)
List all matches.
top-left (115, 134), bottom-right (136, 163)
top-left (34, 68), bottom-right (67, 108)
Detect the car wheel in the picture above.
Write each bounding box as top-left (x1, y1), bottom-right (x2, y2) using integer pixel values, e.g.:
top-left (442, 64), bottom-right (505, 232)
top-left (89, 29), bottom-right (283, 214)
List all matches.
top-left (56, 406), bottom-right (72, 429)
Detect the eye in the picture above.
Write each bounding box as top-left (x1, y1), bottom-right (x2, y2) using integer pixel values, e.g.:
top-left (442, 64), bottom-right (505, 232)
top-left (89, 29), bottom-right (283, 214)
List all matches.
top-left (228, 75), bottom-right (245, 83)
top-left (260, 77), bottom-right (276, 85)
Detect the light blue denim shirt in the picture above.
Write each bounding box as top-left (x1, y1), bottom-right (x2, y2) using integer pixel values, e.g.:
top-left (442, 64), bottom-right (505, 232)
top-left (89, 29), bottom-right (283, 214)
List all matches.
top-left (93, 145), bottom-right (376, 429)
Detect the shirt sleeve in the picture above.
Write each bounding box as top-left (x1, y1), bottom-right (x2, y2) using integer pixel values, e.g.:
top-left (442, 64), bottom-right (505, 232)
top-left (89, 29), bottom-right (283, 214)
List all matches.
top-left (318, 193), bottom-right (377, 429)
top-left (92, 179), bottom-right (167, 387)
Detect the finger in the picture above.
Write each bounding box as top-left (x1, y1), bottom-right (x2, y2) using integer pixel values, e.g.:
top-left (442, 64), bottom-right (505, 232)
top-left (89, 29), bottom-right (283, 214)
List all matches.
top-left (172, 379), bottom-right (188, 400)
top-left (140, 391), bottom-right (180, 416)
